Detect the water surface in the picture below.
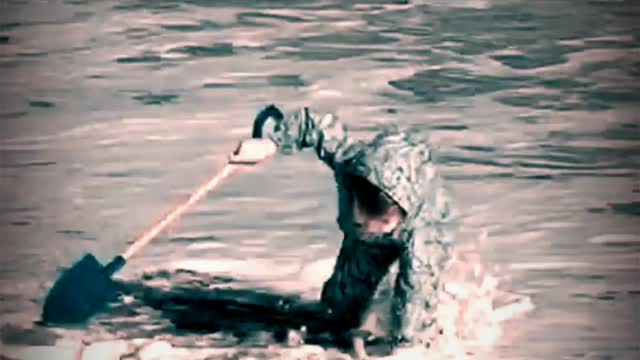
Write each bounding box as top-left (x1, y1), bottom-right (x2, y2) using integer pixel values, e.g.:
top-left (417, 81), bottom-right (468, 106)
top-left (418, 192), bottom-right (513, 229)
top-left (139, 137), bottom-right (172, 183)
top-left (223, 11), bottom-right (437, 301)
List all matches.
top-left (1, 0), bottom-right (639, 358)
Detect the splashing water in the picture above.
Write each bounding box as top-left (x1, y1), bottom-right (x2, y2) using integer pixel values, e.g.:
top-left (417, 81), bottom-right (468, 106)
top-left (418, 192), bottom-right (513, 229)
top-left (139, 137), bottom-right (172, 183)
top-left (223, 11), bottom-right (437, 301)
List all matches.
top-left (409, 229), bottom-right (534, 359)
top-left (355, 229), bottom-right (534, 360)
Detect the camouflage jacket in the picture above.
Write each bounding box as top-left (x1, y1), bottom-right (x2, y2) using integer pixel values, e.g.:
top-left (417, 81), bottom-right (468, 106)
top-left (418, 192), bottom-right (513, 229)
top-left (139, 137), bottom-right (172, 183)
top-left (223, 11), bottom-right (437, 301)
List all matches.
top-left (256, 104), bottom-right (452, 342)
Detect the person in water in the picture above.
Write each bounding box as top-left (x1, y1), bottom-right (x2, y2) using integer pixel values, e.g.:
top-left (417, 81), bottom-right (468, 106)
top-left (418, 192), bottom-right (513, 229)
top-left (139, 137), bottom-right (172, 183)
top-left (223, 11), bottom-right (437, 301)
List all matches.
top-left (231, 104), bottom-right (452, 357)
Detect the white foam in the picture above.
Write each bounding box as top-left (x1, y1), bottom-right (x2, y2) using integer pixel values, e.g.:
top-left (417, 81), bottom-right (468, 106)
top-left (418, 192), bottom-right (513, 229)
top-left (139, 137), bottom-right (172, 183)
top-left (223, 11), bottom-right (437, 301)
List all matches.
top-left (144, 135), bottom-right (185, 142)
top-left (509, 261), bottom-right (589, 270)
top-left (588, 234), bottom-right (640, 245)
top-left (187, 242), bottom-right (227, 250)
top-left (429, 237), bottom-right (534, 358)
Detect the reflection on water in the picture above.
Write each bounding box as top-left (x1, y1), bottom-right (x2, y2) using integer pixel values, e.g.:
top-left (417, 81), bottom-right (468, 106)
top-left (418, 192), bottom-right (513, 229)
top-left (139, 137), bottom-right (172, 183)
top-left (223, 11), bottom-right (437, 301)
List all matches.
top-left (1, 0), bottom-right (638, 358)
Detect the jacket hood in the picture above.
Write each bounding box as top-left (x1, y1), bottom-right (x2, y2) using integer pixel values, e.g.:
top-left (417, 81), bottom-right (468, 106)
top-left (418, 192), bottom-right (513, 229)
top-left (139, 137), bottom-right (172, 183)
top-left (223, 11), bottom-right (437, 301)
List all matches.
top-left (343, 129), bottom-right (443, 227)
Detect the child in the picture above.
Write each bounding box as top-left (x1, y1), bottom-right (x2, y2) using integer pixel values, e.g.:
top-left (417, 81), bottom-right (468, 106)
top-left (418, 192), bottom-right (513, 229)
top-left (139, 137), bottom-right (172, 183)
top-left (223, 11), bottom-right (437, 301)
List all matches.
top-left (231, 104), bottom-right (452, 357)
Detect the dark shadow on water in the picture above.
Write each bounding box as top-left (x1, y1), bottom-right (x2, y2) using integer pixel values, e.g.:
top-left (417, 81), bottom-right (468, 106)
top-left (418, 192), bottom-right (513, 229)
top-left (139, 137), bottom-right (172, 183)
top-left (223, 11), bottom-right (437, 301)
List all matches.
top-left (122, 279), bottom-right (331, 332)
top-left (131, 92), bottom-right (179, 106)
top-left (388, 68), bottom-right (536, 103)
top-left (116, 53), bottom-right (165, 64)
top-left (110, 277), bottom-right (397, 356)
top-left (0, 22), bottom-right (20, 31)
top-left (28, 100), bottom-right (55, 109)
top-left (609, 202), bottom-right (640, 217)
top-left (114, 272), bottom-right (360, 349)
top-left (168, 43), bottom-right (235, 58)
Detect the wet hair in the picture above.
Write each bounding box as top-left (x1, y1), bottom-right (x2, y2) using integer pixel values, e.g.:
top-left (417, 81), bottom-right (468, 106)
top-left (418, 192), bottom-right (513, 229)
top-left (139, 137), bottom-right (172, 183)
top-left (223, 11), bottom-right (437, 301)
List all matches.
top-left (346, 174), bottom-right (406, 218)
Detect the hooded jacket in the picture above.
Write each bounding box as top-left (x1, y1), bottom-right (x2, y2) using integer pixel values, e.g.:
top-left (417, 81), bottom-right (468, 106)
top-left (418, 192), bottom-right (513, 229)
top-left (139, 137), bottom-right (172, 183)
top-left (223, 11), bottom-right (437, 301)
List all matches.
top-left (258, 105), bottom-right (452, 342)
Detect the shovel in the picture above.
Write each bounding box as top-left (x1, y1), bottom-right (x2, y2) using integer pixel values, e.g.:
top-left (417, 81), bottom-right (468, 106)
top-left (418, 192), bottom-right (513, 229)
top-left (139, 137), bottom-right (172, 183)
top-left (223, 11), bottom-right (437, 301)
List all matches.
top-left (40, 105), bottom-right (284, 325)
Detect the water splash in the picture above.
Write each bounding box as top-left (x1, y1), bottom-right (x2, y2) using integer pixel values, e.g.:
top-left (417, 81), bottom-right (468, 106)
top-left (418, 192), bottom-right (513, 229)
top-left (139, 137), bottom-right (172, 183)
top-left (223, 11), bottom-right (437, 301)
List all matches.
top-left (417, 229), bottom-right (534, 359)
top-left (350, 228), bottom-right (534, 359)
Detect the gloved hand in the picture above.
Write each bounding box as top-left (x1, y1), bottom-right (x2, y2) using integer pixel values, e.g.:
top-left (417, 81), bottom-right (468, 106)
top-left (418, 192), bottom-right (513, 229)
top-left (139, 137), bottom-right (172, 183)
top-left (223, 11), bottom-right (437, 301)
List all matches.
top-left (228, 105), bottom-right (284, 164)
top-left (229, 138), bottom-right (277, 164)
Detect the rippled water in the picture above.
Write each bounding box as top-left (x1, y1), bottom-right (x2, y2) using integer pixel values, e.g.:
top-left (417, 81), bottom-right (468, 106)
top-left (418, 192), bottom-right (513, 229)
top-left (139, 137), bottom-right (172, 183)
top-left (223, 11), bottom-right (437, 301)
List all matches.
top-left (1, 0), bottom-right (639, 358)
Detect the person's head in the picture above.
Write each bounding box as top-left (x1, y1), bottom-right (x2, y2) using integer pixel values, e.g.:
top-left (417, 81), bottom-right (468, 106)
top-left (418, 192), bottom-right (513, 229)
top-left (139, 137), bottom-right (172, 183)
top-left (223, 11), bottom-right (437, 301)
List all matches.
top-left (346, 174), bottom-right (406, 236)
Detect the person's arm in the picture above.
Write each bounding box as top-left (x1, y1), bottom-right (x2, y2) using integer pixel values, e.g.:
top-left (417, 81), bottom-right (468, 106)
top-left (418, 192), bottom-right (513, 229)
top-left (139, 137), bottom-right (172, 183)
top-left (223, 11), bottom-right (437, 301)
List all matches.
top-left (390, 239), bottom-right (422, 344)
top-left (257, 104), bottom-right (359, 170)
top-left (320, 236), bottom-right (403, 333)
top-left (390, 140), bottom-right (454, 342)
top-left (390, 227), bottom-right (450, 346)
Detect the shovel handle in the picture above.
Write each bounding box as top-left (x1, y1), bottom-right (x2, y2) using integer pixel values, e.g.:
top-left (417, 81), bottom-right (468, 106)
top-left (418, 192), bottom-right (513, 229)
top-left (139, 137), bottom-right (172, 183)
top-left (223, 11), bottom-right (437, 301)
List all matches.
top-left (122, 106), bottom-right (277, 262)
top-left (122, 162), bottom-right (241, 260)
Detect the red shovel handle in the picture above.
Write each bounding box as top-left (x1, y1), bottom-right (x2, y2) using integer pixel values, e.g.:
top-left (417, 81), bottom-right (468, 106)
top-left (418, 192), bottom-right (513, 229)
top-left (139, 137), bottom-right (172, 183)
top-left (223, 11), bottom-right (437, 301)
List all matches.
top-left (122, 161), bottom-right (242, 260)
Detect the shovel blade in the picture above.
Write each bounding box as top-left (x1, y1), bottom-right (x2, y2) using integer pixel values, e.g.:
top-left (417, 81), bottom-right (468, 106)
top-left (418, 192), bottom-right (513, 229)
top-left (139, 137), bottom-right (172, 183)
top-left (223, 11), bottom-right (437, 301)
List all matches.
top-left (41, 253), bottom-right (123, 325)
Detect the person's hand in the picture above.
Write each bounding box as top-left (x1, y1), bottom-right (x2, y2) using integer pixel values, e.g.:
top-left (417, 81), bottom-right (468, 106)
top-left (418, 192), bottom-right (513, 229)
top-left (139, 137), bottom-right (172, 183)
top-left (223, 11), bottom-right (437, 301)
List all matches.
top-left (229, 138), bottom-right (277, 164)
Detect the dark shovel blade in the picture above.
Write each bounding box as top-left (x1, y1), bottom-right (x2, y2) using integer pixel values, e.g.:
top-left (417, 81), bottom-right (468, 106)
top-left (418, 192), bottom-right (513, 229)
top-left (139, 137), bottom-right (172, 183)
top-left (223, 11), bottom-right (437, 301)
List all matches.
top-left (41, 253), bottom-right (124, 325)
